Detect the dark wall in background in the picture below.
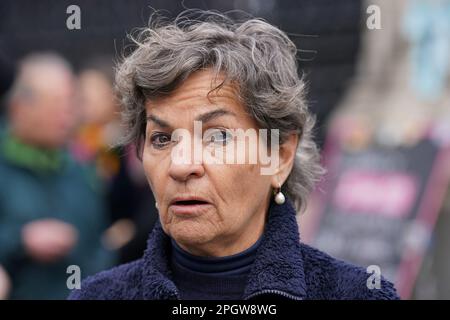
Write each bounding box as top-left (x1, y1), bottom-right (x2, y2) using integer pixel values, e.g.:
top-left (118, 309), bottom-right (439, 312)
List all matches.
top-left (0, 0), bottom-right (363, 146)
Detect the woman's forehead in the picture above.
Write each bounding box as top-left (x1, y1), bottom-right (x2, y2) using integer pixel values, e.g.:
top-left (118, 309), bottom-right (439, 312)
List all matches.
top-left (145, 70), bottom-right (250, 124)
top-left (149, 70), bottom-right (238, 105)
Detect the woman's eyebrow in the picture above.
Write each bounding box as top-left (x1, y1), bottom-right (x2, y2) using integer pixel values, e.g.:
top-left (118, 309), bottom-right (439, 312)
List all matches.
top-left (195, 108), bottom-right (236, 123)
top-left (146, 114), bottom-right (171, 129)
top-left (147, 108), bottom-right (236, 129)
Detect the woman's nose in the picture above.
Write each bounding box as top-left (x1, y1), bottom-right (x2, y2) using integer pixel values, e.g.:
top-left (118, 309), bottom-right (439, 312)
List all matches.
top-left (168, 137), bottom-right (205, 182)
top-left (168, 161), bottom-right (205, 182)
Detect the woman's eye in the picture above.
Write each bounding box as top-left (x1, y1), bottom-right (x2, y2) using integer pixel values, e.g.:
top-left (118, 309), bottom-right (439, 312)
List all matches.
top-left (205, 129), bottom-right (232, 146)
top-left (150, 133), bottom-right (172, 149)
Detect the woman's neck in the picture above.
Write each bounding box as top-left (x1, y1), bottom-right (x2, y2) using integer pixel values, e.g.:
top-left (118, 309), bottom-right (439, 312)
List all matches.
top-left (171, 234), bottom-right (263, 276)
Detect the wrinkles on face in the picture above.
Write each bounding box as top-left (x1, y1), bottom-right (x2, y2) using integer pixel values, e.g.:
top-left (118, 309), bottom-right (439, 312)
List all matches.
top-left (142, 69), bottom-right (272, 257)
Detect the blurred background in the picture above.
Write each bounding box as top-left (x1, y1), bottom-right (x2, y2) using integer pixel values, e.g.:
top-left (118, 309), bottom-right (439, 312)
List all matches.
top-left (0, 0), bottom-right (449, 299)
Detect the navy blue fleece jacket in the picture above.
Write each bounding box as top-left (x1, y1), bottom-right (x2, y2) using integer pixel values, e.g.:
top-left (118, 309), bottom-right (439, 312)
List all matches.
top-left (68, 198), bottom-right (399, 300)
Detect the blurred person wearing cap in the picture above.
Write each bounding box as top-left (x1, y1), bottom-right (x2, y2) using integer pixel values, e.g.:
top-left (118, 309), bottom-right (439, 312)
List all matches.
top-left (0, 52), bottom-right (115, 299)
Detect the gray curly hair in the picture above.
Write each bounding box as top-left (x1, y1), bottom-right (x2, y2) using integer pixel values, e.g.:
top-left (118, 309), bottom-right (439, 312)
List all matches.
top-left (115, 10), bottom-right (324, 213)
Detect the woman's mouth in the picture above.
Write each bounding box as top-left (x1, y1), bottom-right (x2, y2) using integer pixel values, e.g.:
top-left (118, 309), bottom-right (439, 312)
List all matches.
top-left (169, 198), bottom-right (212, 216)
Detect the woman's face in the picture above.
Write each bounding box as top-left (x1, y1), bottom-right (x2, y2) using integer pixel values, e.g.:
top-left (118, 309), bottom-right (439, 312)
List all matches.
top-left (142, 69), bottom-right (274, 256)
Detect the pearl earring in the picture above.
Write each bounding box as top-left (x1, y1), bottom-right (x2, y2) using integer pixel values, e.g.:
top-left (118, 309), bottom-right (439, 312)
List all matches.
top-left (274, 183), bottom-right (285, 205)
top-left (155, 202), bottom-right (159, 209)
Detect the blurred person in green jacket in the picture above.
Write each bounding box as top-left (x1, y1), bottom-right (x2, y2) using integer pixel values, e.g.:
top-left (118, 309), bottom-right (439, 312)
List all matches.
top-left (0, 52), bottom-right (115, 299)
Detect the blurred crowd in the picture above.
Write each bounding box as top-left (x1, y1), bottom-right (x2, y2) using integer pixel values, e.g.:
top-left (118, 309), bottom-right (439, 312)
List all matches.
top-left (0, 52), bottom-right (158, 299)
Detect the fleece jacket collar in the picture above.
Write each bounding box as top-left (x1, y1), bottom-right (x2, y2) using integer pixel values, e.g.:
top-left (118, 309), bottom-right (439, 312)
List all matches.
top-left (140, 198), bottom-right (307, 300)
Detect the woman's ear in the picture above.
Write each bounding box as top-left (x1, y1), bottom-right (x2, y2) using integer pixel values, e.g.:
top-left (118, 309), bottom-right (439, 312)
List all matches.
top-left (271, 133), bottom-right (299, 186)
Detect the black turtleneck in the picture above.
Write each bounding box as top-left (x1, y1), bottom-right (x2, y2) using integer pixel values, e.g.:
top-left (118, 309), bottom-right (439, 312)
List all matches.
top-left (170, 236), bottom-right (262, 300)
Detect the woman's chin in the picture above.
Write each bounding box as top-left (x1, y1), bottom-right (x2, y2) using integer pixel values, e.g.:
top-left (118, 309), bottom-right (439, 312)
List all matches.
top-left (168, 221), bottom-right (215, 247)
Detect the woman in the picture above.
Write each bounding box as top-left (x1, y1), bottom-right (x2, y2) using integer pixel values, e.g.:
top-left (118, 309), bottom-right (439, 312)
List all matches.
top-left (69, 12), bottom-right (399, 300)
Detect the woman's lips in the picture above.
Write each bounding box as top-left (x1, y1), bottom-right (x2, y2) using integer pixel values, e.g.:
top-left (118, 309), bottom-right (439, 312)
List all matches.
top-left (169, 200), bottom-right (213, 216)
